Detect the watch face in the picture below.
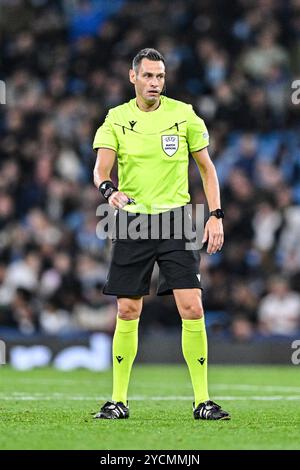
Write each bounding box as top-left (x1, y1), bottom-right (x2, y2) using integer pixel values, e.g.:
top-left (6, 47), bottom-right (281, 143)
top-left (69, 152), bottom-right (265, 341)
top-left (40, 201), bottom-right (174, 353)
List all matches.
top-left (100, 182), bottom-right (109, 193)
top-left (104, 187), bottom-right (114, 199)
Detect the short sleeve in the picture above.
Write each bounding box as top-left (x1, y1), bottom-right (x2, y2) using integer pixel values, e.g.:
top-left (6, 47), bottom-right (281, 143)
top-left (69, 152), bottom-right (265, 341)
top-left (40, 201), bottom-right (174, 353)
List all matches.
top-left (93, 111), bottom-right (118, 152)
top-left (186, 105), bottom-right (209, 152)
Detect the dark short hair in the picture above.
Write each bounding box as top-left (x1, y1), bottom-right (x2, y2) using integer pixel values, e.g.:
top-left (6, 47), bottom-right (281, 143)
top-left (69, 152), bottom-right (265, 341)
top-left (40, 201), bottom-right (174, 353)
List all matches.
top-left (132, 48), bottom-right (165, 72)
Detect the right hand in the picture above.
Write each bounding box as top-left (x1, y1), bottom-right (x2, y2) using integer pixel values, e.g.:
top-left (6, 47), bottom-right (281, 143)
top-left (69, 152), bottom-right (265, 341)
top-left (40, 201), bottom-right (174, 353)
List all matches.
top-left (108, 191), bottom-right (133, 209)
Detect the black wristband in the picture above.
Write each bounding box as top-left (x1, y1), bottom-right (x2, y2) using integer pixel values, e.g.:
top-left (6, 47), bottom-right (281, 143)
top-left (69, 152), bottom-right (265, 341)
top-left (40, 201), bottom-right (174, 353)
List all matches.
top-left (98, 180), bottom-right (118, 201)
top-left (209, 208), bottom-right (224, 219)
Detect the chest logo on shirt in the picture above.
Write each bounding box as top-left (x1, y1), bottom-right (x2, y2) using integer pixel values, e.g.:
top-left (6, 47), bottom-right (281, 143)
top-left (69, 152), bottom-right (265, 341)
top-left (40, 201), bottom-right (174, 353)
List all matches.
top-left (161, 135), bottom-right (179, 157)
top-left (129, 120), bottom-right (137, 130)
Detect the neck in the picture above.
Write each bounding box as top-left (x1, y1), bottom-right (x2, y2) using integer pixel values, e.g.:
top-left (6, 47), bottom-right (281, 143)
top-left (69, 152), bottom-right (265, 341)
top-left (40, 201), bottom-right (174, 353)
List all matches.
top-left (136, 95), bottom-right (161, 112)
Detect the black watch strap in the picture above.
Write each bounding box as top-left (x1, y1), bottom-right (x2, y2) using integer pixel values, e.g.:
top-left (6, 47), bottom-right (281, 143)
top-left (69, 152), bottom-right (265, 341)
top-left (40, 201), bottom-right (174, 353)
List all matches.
top-left (99, 180), bottom-right (118, 201)
top-left (210, 209), bottom-right (224, 219)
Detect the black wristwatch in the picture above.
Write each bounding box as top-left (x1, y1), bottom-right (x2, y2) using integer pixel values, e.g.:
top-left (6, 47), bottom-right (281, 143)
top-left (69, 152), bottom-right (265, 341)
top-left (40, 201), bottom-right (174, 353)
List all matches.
top-left (210, 208), bottom-right (224, 219)
top-left (99, 180), bottom-right (118, 201)
top-left (104, 187), bottom-right (117, 200)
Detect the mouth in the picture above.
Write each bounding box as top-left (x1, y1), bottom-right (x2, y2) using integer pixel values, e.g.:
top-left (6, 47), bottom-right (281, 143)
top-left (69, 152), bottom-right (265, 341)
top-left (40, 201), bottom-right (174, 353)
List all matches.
top-left (147, 90), bottom-right (159, 95)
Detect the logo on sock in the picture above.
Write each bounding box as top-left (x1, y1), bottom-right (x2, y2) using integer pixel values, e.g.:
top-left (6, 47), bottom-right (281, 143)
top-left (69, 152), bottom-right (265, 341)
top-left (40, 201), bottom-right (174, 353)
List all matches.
top-left (197, 357), bottom-right (206, 365)
top-left (116, 356), bottom-right (124, 363)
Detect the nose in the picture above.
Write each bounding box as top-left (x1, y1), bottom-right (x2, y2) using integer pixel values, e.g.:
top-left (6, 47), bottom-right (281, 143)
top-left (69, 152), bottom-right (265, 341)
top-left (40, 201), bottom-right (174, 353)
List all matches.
top-left (150, 77), bottom-right (159, 87)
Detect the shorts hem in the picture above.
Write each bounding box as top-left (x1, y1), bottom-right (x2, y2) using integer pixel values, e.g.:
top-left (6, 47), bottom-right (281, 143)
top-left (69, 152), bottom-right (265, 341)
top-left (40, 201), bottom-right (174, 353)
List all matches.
top-left (103, 289), bottom-right (150, 297)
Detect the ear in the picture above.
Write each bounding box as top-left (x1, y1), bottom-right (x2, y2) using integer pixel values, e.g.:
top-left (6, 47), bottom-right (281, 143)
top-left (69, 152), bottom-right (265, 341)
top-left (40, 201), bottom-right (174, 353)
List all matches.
top-left (129, 68), bottom-right (136, 85)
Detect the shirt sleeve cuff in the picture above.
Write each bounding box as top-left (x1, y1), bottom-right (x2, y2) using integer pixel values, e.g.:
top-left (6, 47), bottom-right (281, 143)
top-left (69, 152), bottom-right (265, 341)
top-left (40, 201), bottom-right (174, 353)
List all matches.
top-left (93, 144), bottom-right (117, 151)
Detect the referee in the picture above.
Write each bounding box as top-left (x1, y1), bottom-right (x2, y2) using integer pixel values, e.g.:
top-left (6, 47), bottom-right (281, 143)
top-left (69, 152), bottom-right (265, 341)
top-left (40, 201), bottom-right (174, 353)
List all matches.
top-left (93, 48), bottom-right (230, 421)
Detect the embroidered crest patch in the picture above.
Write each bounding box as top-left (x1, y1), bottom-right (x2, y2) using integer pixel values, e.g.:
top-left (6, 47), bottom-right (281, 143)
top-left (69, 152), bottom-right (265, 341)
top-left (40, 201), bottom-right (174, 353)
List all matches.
top-left (161, 135), bottom-right (179, 157)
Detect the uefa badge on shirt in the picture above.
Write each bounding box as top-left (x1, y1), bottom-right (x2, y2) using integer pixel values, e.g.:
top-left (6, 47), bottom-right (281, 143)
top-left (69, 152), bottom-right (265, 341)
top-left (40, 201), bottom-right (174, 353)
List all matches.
top-left (161, 135), bottom-right (179, 157)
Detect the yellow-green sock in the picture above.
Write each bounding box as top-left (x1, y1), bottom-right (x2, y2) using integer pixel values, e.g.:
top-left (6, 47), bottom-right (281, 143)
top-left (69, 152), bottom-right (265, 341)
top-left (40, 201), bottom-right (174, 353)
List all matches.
top-left (182, 317), bottom-right (209, 406)
top-left (112, 316), bottom-right (139, 404)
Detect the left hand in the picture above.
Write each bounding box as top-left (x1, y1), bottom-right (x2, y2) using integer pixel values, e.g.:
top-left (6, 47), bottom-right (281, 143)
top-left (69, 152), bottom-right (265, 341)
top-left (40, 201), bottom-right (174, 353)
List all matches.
top-left (202, 217), bottom-right (224, 254)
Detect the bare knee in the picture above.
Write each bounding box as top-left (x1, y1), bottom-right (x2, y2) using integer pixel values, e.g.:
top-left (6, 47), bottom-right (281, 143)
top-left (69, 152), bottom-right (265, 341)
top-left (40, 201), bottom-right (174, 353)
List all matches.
top-left (180, 302), bottom-right (204, 320)
top-left (117, 297), bottom-right (142, 320)
top-left (174, 289), bottom-right (204, 320)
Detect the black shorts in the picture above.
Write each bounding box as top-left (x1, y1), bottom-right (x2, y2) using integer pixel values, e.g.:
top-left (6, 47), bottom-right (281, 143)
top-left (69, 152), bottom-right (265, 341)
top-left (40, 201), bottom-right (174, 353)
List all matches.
top-left (103, 206), bottom-right (202, 297)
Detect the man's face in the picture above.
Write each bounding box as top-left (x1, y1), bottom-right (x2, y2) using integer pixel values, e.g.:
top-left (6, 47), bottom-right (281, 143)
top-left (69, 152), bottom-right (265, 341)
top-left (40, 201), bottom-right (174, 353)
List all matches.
top-left (129, 58), bottom-right (166, 105)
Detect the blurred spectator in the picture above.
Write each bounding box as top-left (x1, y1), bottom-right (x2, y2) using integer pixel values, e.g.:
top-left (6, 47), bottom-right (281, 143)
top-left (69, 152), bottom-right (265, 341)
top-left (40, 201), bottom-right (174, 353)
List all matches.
top-left (231, 316), bottom-right (255, 342)
top-left (3, 250), bottom-right (41, 302)
top-left (258, 277), bottom-right (300, 336)
top-left (277, 206), bottom-right (300, 274)
top-left (39, 297), bottom-right (73, 335)
top-left (253, 201), bottom-right (282, 253)
top-left (242, 27), bottom-right (289, 79)
top-left (10, 287), bottom-right (38, 335)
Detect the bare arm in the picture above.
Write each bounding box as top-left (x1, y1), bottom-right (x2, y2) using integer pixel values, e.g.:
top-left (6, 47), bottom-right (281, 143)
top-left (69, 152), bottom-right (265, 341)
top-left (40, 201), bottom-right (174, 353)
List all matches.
top-left (93, 148), bottom-right (131, 209)
top-left (192, 147), bottom-right (224, 254)
top-left (93, 148), bottom-right (116, 189)
top-left (192, 147), bottom-right (221, 211)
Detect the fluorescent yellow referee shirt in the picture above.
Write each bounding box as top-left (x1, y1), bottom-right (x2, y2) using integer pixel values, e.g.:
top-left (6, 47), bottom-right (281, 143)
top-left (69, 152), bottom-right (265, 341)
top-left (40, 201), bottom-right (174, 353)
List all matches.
top-left (93, 96), bottom-right (209, 214)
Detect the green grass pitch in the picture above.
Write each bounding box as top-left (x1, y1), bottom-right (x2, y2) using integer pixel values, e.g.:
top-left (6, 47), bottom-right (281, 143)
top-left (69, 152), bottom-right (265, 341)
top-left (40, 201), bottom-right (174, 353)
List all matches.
top-left (0, 364), bottom-right (299, 450)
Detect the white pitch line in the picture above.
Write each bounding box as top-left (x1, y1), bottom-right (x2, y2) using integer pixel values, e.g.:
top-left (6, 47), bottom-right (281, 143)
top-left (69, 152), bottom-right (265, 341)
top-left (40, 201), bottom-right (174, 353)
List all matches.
top-left (2, 378), bottom-right (300, 393)
top-left (1, 395), bottom-right (300, 401)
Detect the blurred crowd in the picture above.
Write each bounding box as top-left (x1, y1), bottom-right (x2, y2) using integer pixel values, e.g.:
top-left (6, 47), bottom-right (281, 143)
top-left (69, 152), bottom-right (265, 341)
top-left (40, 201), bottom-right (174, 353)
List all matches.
top-left (0, 0), bottom-right (300, 341)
